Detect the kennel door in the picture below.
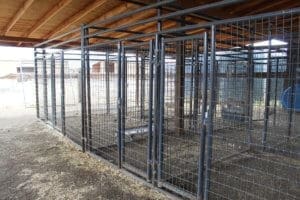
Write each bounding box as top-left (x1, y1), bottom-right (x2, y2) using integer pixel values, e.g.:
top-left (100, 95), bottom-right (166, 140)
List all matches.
top-left (121, 41), bottom-right (154, 181)
top-left (157, 34), bottom-right (209, 198)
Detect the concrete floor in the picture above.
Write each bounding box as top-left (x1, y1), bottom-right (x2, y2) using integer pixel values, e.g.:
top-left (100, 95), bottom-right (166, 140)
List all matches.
top-left (0, 107), bottom-right (171, 200)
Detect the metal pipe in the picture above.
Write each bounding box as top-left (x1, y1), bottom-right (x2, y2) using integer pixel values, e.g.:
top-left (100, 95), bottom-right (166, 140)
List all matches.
top-left (105, 49), bottom-right (110, 114)
top-left (152, 33), bottom-right (160, 185)
top-left (157, 37), bottom-right (165, 187)
top-left (147, 39), bottom-right (154, 182)
top-left (84, 7), bottom-right (300, 50)
top-left (60, 50), bottom-right (66, 136)
top-left (204, 25), bottom-right (217, 200)
top-left (262, 21), bottom-right (272, 149)
top-left (85, 27), bottom-right (92, 151)
top-left (42, 50), bottom-right (48, 120)
top-left (34, 48), bottom-right (39, 118)
top-left (50, 54), bottom-right (56, 127)
top-left (47, 0), bottom-right (244, 49)
top-left (121, 44), bottom-right (126, 162)
top-left (80, 25), bottom-right (87, 152)
top-left (140, 55), bottom-right (146, 119)
top-left (117, 41), bottom-right (122, 168)
top-left (197, 31), bottom-right (208, 200)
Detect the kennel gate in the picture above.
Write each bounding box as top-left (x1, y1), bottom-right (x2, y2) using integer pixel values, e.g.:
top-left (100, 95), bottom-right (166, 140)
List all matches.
top-left (157, 33), bottom-right (209, 199)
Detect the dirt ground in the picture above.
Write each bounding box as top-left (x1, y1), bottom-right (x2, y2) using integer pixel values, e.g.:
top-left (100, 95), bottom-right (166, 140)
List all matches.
top-left (0, 106), bottom-right (172, 200)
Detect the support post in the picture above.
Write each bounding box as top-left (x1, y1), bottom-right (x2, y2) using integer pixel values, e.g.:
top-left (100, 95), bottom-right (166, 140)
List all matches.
top-left (192, 38), bottom-right (199, 130)
top-left (147, 40), bottom-right (154, 182)
top-left (246, 30), bottom-right (254, 148)
top-left (136, 50), bottom-right (140, 106)
top-left (273, 58), bottom-right (279, 126)
top-left (50, 54), bottom-right (56, 127)
top-left (42, 50), bottom-right (48, 120)
top-left (157, 37), bottom-right (165, 187)
top-left (85, 28), bottom-right (92, 151)
top-left (153, 33), bottom-right (160, 185)
top-left (80, 25), bottom-right (87, 152)
top-left (141, 55), bottom-right (146, 119)
top-left (197, 32), bottom-right (208, 200)
top-left (105, 49), bottom-right (110, 114)
top-left (60, 50), bottom-right (66, 135)
top-left (204, 25), bottom-right (217, 200)
top-left (34, 48), bottom-right (39, 118)
top-left (117, 41), bottom-right (122, 168)
top-left (262, 22), bottom-right (272, 149)
top-left (121, 44), bottom-right (126, 162)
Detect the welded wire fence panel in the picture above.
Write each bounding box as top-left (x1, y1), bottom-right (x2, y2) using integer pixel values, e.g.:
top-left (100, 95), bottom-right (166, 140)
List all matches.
top-left (159, 36), bottom-right (206, 197)
top-left (37, 58), bottom-right (45, 120)
top-left (64, 57), bottom-right (82, 145)
top-left (122, 44), bottom-right (152, 178)
top-left (55, 58), bottom-right (62, 131)
top-left (86, 45), bottom-right (120, 164)
top-left (205, 13), bottom-right (300, 200)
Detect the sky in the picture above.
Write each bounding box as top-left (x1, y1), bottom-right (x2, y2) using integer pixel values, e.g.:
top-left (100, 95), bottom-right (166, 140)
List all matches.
top-left (0, 46), bottom-right (34, 77)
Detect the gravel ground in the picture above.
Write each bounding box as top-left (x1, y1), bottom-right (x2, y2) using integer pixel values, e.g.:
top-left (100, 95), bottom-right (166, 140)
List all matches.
top-left (0, 107), bottom-right (171, 200)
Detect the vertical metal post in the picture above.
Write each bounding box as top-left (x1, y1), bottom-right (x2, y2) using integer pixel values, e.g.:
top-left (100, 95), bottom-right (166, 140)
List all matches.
top-left (50, 54), bottom-right (56, 127)
top-left (121, 44), bottom-right (126, 162)
top-left (135, 50), bottom-right (140, 106)
top-left (117, 41), bottom-right (122, 168)
top-left (262, 21), bottom-right (272, 149)
top-left (105, 49), bottom-right (110, 114)
top-left (247, 31), bottom-right (254, 147)
top-left (189, 41), bottom-right (195, 129)
top-left (85, 27), bottom-right (92, 151)
top-left (273, 58), bottom-right (279, 126)
top-left (147, 40), bottom-right (154, 182)
top-left (153, 33), bottom-right (160, 185)
top-left (157, 37), bottom-right (165, 187)
top-left (141, 55), bottom-right (146, 119)
top-left (193, 41), bottom-right (200, 128)
top-left (204, 25), bottom-right (217, 200)
top-left (80, 25), bottom-right (87, 152)
top-left (42, 50), bottom-right (48, 120)
top-left (197, 32), bottom-right (208, 200)
top-left (60, 50), bottom-right (66, 135)
top-left (34, 48), bottom-right (39, 118)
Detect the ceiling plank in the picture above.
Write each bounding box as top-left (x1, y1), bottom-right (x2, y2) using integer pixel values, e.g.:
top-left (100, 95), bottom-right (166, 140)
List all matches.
top-left (2, 0), bottom-right (35, 35)
top-left (25, 0), bottom-right (73, 37)
top-left (59, 3), bottom-right (138, 43)
top-left (45, 0), bottom-right (107, 39)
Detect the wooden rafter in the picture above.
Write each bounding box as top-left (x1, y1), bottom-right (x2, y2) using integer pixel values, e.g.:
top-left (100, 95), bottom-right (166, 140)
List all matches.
top-left (45, 0), bottom-right (107, 39)
top-left (59, 3), bottom-right (138, 42)
top-left (2, 0), bottom-right (35, 35)
top-left (25, 0), bottom-right (73, 37)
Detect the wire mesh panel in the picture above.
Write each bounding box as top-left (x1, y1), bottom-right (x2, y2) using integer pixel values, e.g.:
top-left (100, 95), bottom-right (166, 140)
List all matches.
top-left (121, 43), bottom-right (153, 179)
top-left (64, 54), bottom-right (82, 145)
top-left (54, 56), bottom-right (62, 131)
top-left (204, 13), bottom-right (300, 200)
top-left (159, 35), bottom-right (207, 197)
top-left (86, 45), bottom-right (120, 164)
top-left (37, 56), bottom-right (45, 120)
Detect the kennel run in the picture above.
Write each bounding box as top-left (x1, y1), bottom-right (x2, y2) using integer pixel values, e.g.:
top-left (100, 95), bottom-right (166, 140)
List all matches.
top-left (33, 1), bottom-right (300, 199)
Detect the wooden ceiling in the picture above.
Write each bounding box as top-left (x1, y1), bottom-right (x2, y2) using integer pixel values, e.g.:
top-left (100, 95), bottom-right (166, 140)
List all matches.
top-left (0, 0), bottom-right (299, 47)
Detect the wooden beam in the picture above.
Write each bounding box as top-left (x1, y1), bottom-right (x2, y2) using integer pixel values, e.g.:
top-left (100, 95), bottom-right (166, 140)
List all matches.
top-left (46, 0), bottom-right (107, 39)
top-left (25, 0), bottom-right (73, 37)
top-left (2, 0), bottom-right (35, 35)
top-left (59, 3), bottom-right (137, 42)
top-left (0, 35), bottom-right (79, 47)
